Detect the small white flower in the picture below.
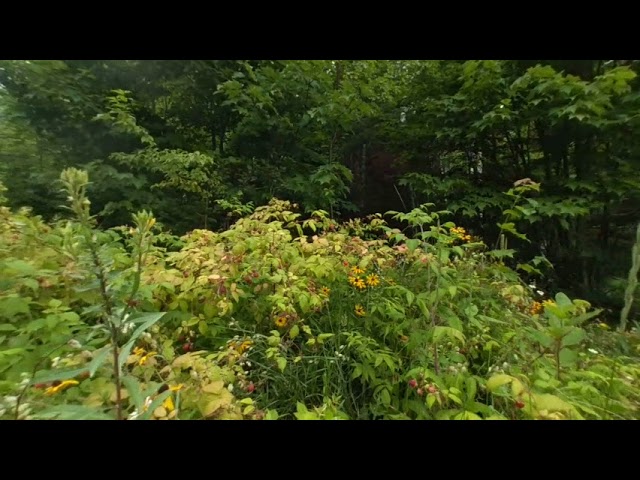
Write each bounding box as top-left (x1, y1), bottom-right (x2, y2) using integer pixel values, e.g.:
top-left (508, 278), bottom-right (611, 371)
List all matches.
top-left (588, 348), bottom-right (599, 355)
top-left (67, 339), bottom-right (82, 350)
top-left (144, 396), bottom-right (153, 409)
top-left (529, 284), bottom-right (536, 289)
top-left (536, 290), bottom-right (544, 296)
top-left (246, 361), bottom-right (252, 367)
top-left (227, 384), bottom-right (234, 392)
top-left (128, 409), bottom-right (140, 420)
top-left (308, 360), bottom-right (313, 364)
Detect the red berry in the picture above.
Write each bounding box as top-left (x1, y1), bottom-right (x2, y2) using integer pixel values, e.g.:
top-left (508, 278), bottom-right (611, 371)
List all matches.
top-left (182, 343), bottom-right (192, 352)
top-left (252, 271), bottom-right (259, 278)
top-left (515, 400), bottom-right (525, 409)
top-left (343, 261), bottom-right (349, 267)
top-left (427, 385), bottom-right (437, 394)
top-left (247, 383), bottom-right (255, 393)
top-left (408, 379), bottom-right (418, 389)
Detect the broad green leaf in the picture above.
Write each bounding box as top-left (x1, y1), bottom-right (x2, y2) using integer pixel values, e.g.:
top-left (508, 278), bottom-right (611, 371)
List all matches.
top-left (486, 374), bottom-right (514, 392)
top-left (289, 324), bottom-right (300, 340)
top-left (276, 356), bottom-right (287, 372)
top-left (561, 328), bottom-right (586, 347)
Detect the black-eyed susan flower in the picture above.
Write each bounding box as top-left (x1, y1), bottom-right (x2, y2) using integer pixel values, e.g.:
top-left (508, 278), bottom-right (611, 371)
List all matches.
top-left (355, 305), bottom-right (366, 317)
top-left (238, 340), bottom-right (253, 354)
top-left (354, 278), bottom-right (366, 290)
top-left (529, 301), bottom-right (543, 315)
top-left (351, 266), bottom-right (365, 276)
top-left (365, 274), bottom-right (380, 287)
top-left (348, 276), bottom-right (357, 286)
top-left (44, 380), bottom-right (79, 396)
top-left (133, 346), bottom-right (146, 356)
top-left (275, 316), bottom-right (288, 328)
top-left (320, 287), bottom-right (331, 296)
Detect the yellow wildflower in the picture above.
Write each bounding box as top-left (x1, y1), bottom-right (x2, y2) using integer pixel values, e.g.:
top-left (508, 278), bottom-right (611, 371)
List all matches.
top-left (354, 278), bottom-right (366, 290)
top-left (351, 266), bottom-right (365, 276)
top-left (365, 274), bottom-right (380, 287)
top-left (169, 384), bottom-right (184, 392)
top-left (348, 276), bottom-right (357, 286)
top-left (133, 346), bottom-right (146, 356)
top-left (355, 305), bottom-right (366, 317)
top-left (529, 301), bottom-right (543, 315)
top-left (238, 340), bottom-right (253, 354)
top-left (543, 299), bottom-right (556, 308)
top-left (44, 380), bottom-right (79, 396)
top-left (275, 316), bottom-right (288, 328)
top-left (598, 322), bottom-right (610, 330)
top-left (139, 351), bottom-right (157, 366)
top-left (163, 396), bottom-right (175, 413)
top-left (320, 287), bottom-right (331, 296)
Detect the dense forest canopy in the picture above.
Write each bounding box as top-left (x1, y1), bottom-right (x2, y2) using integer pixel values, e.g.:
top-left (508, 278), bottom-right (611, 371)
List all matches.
top-left (0, 60), bottom-right (639, 420)
top-left (2, 60), bottom-right (640, 309)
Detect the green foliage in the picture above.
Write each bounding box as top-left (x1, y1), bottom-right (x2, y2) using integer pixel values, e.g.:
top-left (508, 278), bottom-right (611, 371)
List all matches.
top-left (2, 59), bottom-right (640, 419)
top-left (3, 182), bottom-right (638, 420)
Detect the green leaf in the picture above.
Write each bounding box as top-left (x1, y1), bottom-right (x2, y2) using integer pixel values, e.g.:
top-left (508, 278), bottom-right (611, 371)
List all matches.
top-left (276, 356), bottom-right (287, 372)
top-left (555, 292), bottom-right (572, 307)
top-left (416, 298), bottom-right (430, 320)
top-left (121, 375), bottom-right (144, 411)
top-left (561, 328), bottom-right (585, 347)
top-left (486, 374), bottom-right (514, 392)
top-left (465, 377), bottom-right (477, 402)
top-left (406, 239), bottom-right (421, 251)
top-left (118, 312), bottom-right (166, 373)
top-left (432, 326), bottom-right (465, 344)
top-left (265, 409), bottom-right (279, 420)
top-left (317, 333), bottom-right (334, 343)
top-left (559, 348), bottom-right (578, 366)
top-left (289, 324), bottom-right (300, 340)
